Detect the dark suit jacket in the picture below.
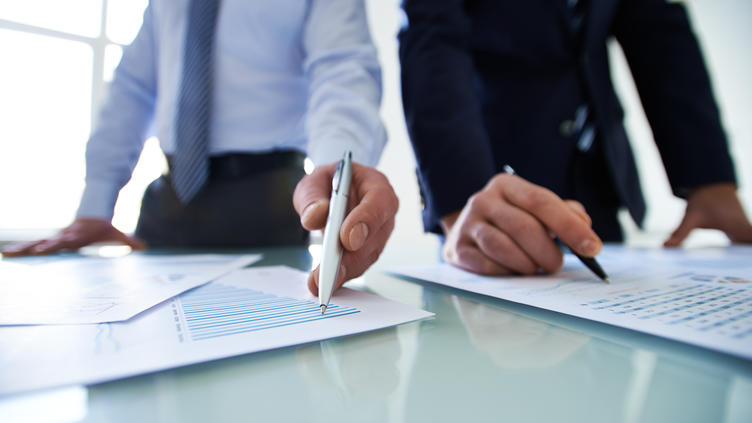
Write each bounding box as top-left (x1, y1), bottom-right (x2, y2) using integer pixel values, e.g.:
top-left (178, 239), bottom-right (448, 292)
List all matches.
top-left (399, 0), bottom-right (737, 238)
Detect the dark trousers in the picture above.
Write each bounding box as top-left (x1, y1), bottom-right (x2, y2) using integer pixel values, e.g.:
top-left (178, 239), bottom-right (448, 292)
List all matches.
top-left (135, 151), bottom-right (309, 248)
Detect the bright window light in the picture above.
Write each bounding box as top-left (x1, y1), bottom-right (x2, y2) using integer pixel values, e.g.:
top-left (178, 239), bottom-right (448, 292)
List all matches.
top-left (0, 29), bottom-right (92, 229)
top-left (0, 0), bottom-right (158, 236)
top-left (0, 0), bottom-right (101, 38)
top-left (106, 0), bottom-right (148, 45)
top-left (103, 44), bottom-right (123, 82)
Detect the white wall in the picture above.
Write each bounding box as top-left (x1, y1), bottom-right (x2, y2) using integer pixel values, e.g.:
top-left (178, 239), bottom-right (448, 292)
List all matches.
top-left (367, 0), bottom-right (752, 247)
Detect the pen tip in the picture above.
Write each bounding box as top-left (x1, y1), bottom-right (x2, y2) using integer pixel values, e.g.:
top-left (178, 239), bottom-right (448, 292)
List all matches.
top-left (603, 277), bottom-right (610, 284)
top-left (320, 305), bottom-right (327, 315)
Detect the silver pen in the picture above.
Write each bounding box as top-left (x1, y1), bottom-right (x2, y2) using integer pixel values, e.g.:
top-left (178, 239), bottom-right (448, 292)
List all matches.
top-left (319, 151), bottom-right (353, 314)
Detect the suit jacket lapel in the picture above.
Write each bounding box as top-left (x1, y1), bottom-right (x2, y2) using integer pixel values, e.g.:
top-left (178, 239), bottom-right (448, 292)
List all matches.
top-left (547, 0), bottom-right (574, 48)
top-left (582, 0), bottom-right (620, 49)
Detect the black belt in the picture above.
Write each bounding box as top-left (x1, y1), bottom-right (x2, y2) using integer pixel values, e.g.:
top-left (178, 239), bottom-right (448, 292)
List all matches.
top-left (167, 150), bottom-right (305, 180)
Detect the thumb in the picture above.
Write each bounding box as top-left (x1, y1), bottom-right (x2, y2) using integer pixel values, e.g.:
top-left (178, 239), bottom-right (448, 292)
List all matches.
top-left (664, 211), bottom-right (702, 247)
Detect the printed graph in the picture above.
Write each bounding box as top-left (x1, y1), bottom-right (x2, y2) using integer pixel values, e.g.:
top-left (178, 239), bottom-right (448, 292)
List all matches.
top-left (176, 283), bottom-right (360, 341)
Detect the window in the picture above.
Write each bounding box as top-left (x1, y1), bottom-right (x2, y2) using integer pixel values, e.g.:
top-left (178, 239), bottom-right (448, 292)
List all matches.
top-left (0, 0), bottom-right (158, 240)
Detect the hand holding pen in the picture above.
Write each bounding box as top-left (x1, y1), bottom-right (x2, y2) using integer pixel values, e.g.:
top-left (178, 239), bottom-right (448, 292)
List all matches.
top-left (503, 166), bottom-right (608, 282)
top-left (293, 152), bottom-right (399, 301)
top-left (439, 166), bottom-right (606, 280)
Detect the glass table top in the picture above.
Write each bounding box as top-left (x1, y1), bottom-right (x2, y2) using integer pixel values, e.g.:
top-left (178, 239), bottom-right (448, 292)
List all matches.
top-left (1, 243), bottom-right (750, 423)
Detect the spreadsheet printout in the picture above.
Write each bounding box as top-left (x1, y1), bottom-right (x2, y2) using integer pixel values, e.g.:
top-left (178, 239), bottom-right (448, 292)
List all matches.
top-left (391, 245), bottom-right (752, 359)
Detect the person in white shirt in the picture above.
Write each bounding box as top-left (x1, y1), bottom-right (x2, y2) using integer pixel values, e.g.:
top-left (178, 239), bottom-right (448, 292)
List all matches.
top-left (2, 0), bottom-right (397, 294)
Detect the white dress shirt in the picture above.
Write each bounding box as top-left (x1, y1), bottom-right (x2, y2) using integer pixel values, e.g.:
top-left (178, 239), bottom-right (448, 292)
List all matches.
top-left (77, 0), bottom-right (386, 219)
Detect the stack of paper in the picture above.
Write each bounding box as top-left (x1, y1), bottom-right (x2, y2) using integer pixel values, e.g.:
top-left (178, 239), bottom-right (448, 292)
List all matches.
top-left (0, 256), bottom-right (433, 396)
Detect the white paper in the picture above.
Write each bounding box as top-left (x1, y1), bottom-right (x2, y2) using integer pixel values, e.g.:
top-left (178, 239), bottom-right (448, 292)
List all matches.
top-left (391, 245), bottom-right (752, 360)
top-left (0, 266), bottom-right (433, 396)
top-left (0, 254), bottom-right (261, 325)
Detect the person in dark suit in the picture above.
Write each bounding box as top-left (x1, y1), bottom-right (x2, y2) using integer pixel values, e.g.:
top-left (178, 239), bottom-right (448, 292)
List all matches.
top-left (399, 0), bottom-right (752, 275)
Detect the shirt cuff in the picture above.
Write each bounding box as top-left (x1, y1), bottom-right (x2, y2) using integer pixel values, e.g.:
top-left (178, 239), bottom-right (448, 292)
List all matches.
top-left (307, 133), bottom-right (382, 168)
top-left (75, 179), bottom-right (121, 220)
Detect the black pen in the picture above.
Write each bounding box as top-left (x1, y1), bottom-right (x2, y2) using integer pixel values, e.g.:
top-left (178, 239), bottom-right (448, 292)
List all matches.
top-left (563, 242), bottom-right (609, 283)
top-left (503, 165), bottom-right (610, 283)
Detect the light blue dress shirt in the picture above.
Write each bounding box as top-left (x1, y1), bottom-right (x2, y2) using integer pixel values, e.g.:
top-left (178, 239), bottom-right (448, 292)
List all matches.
top-left (78, 0), bottom-right (386, 220)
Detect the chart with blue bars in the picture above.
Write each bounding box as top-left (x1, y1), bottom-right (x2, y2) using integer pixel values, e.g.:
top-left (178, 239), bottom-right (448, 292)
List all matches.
top-left (176, 283), bottom-right (360, 341)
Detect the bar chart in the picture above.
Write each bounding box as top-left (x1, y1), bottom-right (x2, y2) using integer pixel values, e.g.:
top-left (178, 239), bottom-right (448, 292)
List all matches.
top-left (177, 282), bottom-right (360, 341)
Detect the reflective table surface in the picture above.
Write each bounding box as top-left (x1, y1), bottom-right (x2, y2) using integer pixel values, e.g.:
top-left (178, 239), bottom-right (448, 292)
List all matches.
top-left (1, 243), bottom-right (750, 423)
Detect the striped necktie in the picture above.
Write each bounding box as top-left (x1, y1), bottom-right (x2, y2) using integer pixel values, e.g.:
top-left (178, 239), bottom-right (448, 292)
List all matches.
top-left (172, 0), bottom-right (221, 204)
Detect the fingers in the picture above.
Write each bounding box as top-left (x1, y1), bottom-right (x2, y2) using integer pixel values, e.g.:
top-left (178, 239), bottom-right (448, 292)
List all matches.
top-left (300, 163), bottom-right (397, 294)
top-left (307, 268), bottom-right (320, 296)
top-left (340, 166), bottom-right (398, 251)
top-left (728, 226), bottom-right (752, 244)
top-left (307, 216), bottom-right (395, 296)
top-left (463, 191), bottom-right (562, 272)
top-left (457, 220), bottom-right (542, 274)
top-left (444, 194), bottom-right (562, 275)
top-left (440, 173), bottom-right (600, 276)
top-left (565, 200), bottom-right (592, 226)
top-left (28, 237), bottom-right (83, 255)
top-left (117, 233), bottom-right (147, 251)
top-left (339, 216), bottom-right (394, 284)
top-left (293, 163), bottom-right (336, 231)
top-left (443, 240), bottom-right (512, 275)
top-left (499, 174), bottom-right (602, 257)
top-left (0, 218), bottom-right (145, 257)
top-left (676, 183), bottom-right (752, 245)
top-left (663, 211), bottom-right (698, 247)
top-left (1, 240), bottom-right (48, 257)
top-left (1, 235), bottom-right (82, 256)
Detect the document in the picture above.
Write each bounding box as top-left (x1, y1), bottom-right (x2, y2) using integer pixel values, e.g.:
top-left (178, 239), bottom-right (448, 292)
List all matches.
top-left (391, 245), bottom-right (752, 360)
top-left (0, 266), bottom-right (433, 396)
top-left (0, 254), bottom-right (261, 325)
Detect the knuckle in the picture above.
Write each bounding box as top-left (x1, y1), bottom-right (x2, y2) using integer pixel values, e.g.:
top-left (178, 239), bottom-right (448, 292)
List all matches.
top-left (390, 190), bottom-right (400, 213)
top-left (466, 193), bottom-right (488, 213)
top-left (453, 245), bottom-right (473, 264)
top-left (518, 188), bottom-right (554, 212)
top-left (367, 248), bottom-right (382, 267)
top-left (473, 226), bottom-right (496, 250)
top-left (489, 173), bottom-right (509, 187)
top-left (505, 216), bottom-right (536, 238)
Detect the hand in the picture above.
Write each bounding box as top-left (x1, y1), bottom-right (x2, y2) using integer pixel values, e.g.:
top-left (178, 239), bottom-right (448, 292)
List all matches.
top-left (293, 162), bottom-right (398, 296)
top-left (441, 172), bottom-right (602, 275)
top-left (0, 217), bottom-right (147, 257)
top-left (664, 183), bottom-right (752, 246)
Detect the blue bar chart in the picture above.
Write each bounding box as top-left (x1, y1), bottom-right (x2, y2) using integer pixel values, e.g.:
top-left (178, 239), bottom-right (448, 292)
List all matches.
top-left (178, 283), bottom-right (360, 341)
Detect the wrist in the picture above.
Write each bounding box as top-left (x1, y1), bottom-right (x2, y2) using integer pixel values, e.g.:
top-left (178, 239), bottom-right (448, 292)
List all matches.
top-left (686, 183), bottom-right (738, 203)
